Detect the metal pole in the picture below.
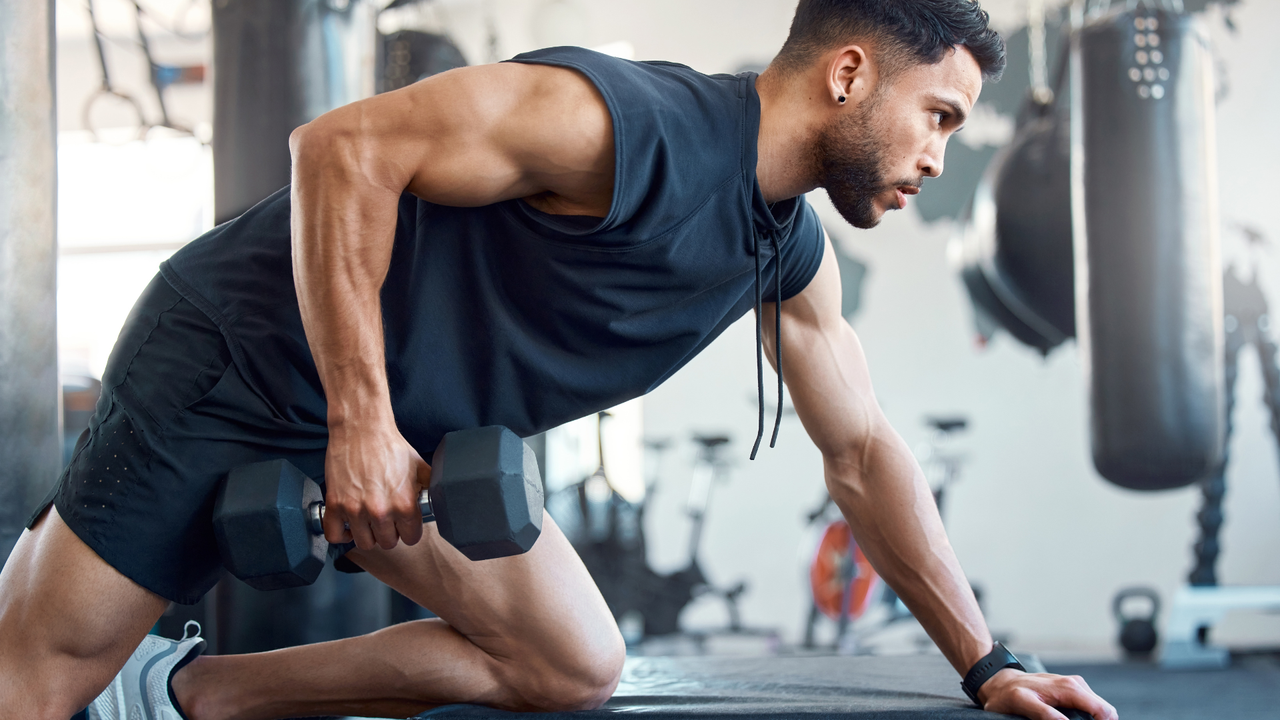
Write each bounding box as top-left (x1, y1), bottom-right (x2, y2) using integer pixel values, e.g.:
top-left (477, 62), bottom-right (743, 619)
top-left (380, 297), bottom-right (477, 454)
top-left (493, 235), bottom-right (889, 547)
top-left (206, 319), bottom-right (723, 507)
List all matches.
top-left (0, 0), bottom-right (59, 566)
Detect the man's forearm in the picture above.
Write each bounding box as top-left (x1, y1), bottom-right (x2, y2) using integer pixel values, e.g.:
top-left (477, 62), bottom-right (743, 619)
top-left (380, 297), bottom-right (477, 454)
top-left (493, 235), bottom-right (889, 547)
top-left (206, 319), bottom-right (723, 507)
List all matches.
top-left (289, 121), bottom-right (404, 427)
top-left (824, 428), bottom-right (991, 676)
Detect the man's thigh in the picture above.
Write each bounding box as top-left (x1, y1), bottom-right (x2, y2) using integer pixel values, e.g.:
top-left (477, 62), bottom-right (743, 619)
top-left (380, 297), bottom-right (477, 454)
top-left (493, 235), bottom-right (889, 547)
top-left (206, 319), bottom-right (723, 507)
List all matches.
top-left (348, 512), bottom-right (623, 667)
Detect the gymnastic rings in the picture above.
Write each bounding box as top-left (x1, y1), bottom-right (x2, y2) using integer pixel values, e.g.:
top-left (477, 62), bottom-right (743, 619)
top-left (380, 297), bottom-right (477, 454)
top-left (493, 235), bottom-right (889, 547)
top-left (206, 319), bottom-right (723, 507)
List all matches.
top-left (82, 87), bottom-right (149, 143)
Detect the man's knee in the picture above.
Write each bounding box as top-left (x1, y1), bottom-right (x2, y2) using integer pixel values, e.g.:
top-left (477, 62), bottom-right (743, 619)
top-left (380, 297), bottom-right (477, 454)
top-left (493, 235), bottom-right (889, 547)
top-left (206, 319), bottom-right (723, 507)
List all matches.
top-left (500, 632), bottom-right (626, 712)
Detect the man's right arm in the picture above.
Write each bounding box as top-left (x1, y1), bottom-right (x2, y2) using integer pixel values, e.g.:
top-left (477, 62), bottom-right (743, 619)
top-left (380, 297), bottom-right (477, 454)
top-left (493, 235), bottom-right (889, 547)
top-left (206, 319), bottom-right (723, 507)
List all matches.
top-left (288, 62), bottom-right (615, 551)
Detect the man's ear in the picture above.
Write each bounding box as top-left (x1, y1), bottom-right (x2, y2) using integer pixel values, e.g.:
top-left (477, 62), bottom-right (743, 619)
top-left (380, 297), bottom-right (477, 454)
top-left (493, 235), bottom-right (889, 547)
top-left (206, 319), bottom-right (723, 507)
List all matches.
top-left (827, 44), bottom-right (875, 107)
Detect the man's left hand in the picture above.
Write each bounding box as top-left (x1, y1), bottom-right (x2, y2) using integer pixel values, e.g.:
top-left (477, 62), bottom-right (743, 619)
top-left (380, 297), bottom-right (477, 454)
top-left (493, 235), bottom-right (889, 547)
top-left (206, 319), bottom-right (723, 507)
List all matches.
top-left (978, 668), bottom-right (1119, 720)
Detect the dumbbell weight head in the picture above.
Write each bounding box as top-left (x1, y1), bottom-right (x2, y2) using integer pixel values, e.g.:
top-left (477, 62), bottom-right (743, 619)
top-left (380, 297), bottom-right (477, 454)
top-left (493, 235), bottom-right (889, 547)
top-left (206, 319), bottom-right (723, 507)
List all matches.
top-left (213, 459), bottom-right (327, 590)
top-left (431, 426), bottom-right (544, 560)
top-left (214, 426), bottom-right (545, 591)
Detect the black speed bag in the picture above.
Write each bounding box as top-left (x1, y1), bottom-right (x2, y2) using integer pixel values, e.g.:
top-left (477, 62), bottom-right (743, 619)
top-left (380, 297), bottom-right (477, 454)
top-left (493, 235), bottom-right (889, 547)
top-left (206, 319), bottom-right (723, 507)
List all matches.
top-left (956, 94), bottom-right (1075, 356)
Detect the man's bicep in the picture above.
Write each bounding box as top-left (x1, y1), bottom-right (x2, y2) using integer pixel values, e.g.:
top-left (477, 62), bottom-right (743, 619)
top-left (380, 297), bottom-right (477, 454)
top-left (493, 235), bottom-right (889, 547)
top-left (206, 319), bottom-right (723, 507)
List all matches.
top-left (777, 237), bottom-right (885, 461)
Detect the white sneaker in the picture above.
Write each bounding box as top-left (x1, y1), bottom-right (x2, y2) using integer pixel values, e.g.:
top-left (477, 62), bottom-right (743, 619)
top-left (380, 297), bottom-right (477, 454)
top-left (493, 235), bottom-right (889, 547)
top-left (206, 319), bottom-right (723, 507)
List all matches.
top-left (87, 621), bottom-right (206, 720)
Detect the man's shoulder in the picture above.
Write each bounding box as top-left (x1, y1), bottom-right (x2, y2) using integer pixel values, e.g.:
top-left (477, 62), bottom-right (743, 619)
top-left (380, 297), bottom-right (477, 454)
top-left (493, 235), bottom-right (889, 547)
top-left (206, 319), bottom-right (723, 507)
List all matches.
top-left (508, 47), bottom-right (752, 234)
top-left (506, 47), bottom-right (743, 112)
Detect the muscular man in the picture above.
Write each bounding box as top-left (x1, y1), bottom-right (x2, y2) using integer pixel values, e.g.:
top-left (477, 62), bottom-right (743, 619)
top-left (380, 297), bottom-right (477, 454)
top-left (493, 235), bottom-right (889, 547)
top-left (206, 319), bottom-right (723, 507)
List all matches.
top-left (0, 2), bottom-right (1118, 719)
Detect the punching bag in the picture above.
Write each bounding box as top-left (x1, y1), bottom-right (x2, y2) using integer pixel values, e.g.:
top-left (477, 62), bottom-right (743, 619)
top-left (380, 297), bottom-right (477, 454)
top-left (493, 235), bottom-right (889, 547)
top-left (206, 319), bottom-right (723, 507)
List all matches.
top-left (1073, 7), bottom-right (1224, 491)
top-left (956, 89), bottom-right (1075, 355)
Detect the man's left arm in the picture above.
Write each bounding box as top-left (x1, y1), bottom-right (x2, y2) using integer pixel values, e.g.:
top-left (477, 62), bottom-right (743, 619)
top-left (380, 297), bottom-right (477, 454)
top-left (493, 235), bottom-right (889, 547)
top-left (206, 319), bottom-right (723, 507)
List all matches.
top-left (761, 234), bottom-right (1117, 720)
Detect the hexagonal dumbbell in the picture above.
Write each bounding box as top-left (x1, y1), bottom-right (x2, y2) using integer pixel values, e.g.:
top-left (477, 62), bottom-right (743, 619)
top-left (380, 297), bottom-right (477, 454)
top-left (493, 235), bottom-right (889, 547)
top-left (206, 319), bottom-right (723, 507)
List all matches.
top-left (213, 426), bottom-right (544, 591)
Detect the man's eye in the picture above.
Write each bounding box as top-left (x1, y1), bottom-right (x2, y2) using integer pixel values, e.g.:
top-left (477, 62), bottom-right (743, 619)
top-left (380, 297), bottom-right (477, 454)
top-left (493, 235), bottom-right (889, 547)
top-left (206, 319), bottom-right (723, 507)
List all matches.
top-left (932, 112), bottom-right (946, 125)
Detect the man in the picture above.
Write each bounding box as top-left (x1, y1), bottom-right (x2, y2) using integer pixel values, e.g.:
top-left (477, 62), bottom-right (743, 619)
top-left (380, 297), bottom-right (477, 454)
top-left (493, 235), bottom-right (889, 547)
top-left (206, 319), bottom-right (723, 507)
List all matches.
top-left (0, 2), bottom-right (1118, 719)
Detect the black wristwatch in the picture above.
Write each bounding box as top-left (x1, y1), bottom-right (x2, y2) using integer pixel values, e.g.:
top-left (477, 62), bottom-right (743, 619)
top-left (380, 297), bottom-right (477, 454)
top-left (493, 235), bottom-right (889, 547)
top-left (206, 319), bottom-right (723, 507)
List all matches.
top-left (961, 642), bottom-right (1025, 706)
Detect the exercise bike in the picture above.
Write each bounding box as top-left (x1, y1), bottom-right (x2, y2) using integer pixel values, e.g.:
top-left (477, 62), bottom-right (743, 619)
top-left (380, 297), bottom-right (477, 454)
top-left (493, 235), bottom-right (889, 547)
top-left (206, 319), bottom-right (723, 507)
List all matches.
top-left (802, 416), bottom-right (971, 653)
top-left (546, 414), bottom-right (760, 645)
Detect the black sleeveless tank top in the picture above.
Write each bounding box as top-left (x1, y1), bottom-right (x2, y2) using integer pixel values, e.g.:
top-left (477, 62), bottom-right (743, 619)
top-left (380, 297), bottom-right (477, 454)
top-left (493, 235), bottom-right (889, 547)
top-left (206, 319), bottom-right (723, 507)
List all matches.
top-left (160, 47), bottom-right (825, 454)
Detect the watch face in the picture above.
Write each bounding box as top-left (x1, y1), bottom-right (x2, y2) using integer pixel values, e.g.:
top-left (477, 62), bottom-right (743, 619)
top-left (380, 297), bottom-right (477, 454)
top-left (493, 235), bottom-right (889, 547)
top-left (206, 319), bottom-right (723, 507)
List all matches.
top-left (995, 642), bottom-right (1025, 668)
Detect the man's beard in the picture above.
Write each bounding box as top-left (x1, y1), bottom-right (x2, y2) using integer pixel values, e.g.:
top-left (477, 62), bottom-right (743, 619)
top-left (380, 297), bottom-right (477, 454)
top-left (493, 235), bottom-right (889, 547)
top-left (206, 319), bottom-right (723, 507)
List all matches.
top-left (814, 99), bottom-right (895, 230)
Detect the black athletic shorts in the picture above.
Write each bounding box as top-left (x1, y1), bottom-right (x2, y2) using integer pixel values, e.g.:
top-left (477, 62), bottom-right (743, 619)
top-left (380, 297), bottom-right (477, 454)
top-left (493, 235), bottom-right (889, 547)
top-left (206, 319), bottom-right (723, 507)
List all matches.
top-left (27, 274), bottom-right (339, 604)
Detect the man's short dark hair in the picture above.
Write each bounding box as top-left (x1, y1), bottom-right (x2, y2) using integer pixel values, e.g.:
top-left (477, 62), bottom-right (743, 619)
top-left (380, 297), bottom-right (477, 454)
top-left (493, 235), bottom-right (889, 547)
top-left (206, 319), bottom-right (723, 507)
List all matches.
top-left (774, 0), bottom-right (1006, 82)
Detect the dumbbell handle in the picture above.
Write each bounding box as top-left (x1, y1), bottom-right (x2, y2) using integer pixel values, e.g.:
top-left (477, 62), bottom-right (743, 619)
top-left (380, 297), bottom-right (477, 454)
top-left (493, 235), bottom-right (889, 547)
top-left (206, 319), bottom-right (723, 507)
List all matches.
top-left (306, 489), bottom-right (434, 536)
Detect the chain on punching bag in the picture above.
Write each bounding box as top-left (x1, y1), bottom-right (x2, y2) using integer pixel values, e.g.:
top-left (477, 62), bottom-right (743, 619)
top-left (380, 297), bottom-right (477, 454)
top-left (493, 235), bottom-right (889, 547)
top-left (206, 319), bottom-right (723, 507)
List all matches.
top-left (1072, 4), bottom-right (1224, 491)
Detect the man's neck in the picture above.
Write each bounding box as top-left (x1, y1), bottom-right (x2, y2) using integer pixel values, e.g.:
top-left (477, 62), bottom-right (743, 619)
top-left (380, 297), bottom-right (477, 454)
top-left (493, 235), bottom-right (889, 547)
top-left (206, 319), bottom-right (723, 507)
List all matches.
top-left (755, 65), bottom-right (825, 204)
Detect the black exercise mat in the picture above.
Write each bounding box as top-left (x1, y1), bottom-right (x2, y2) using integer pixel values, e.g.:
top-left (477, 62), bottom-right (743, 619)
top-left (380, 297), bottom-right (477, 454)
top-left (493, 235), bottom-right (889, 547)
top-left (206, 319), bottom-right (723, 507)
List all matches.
top-left (415, 654), bottom-right (995, 719)
top-left (412, 653), bottom-right (1280, 720)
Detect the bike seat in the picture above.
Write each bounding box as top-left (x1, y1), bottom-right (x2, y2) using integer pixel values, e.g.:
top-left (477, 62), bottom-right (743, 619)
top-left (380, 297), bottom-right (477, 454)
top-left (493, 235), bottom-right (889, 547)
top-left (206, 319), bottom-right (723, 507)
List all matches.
top-left (926, 417), bottom-right (968, 433)
top-left (692, 435), bottom-right (731, 448)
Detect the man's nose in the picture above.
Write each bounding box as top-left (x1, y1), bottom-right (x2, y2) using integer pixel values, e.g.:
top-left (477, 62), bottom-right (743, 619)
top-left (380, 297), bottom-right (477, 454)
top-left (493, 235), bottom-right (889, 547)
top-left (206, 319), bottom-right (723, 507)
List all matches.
top-left (920, 140), bottom-right (946, 178)
top-left (920, 152), bottom-right (943, 179)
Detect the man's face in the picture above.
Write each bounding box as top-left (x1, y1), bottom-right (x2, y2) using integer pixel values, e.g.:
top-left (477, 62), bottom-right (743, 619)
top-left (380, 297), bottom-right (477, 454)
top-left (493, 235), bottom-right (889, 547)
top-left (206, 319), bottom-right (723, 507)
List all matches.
top-left (815, 46), bottom-right (983, 229)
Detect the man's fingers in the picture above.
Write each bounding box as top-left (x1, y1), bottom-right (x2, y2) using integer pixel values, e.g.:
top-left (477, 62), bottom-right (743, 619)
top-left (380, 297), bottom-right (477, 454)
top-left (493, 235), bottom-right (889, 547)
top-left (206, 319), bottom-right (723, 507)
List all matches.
top-left (1070, 676), bottom-right (1118, 720)
top-left (322, 508), bottom-right (352, 545)
top-left (349, 517), bottom-right (379, 551)
top-left (1002, 687), bottom-right (1067, 720)
top-left (1061, 690), bottom-right (1117, 720)
top-left (1043, 675), bottom-right (1117, 720)
top-left (375, 486), bottom-right (426, 548)
top-left (397, 514), bottom-right (425, 546)
top-left (369, 508), bottom-right (403, 550)
top-left (988, 674), bottom-right (1117, 720)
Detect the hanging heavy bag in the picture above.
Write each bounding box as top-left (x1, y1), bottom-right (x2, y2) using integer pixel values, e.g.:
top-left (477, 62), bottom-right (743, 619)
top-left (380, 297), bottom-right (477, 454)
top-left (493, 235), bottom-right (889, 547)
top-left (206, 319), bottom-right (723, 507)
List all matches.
top-left (956, 68), bottom-right (1075, 354)
top-left (1073, 6), bottom-right (1224, 491)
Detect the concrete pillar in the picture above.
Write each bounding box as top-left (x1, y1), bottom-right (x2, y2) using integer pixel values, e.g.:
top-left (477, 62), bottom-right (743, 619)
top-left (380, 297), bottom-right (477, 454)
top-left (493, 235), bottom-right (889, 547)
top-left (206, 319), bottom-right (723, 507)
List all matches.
top-left (0, 0), bottom-right (59, 566)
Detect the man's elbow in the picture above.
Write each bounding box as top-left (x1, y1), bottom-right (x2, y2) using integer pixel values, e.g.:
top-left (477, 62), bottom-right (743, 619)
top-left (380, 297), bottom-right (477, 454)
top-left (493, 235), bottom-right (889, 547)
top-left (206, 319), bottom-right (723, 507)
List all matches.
top-left (289, 119), bottom-right (343, 168)
top-left (288, 115), bottom-right (392, 191)
top-left (288, 122), bottom-right (313, 161)
top-left (821, 430), bottom-right (875, 491)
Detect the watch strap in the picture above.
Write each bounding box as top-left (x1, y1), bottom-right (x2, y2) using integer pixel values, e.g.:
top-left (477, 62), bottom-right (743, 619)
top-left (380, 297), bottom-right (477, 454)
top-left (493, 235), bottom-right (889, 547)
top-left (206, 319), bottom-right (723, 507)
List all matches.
top-left (960, 642), bottom-right (1024, 706)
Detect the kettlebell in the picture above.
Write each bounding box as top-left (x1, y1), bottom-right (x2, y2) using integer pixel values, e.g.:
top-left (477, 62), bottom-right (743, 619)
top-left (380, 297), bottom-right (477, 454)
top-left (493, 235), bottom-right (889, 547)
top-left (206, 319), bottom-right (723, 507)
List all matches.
top-left (1113, 587), bottom-right (1160, 657)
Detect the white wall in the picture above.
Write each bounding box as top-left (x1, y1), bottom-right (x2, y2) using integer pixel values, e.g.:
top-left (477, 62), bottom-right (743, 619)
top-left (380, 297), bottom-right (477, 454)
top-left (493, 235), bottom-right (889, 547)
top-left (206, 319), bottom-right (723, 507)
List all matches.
top-left (54, 0), bottom-right (214, 378)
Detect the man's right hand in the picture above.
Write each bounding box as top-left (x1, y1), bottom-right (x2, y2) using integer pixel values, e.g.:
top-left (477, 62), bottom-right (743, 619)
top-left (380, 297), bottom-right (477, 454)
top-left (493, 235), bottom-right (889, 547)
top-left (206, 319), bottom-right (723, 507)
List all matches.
top-left (320, 420), bottom-right (432, 551)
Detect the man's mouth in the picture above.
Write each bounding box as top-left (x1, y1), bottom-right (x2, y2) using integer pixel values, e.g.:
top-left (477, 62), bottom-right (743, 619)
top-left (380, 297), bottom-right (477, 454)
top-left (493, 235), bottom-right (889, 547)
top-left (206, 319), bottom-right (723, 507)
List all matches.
top-left (892, 185), bottom-right (920, 210)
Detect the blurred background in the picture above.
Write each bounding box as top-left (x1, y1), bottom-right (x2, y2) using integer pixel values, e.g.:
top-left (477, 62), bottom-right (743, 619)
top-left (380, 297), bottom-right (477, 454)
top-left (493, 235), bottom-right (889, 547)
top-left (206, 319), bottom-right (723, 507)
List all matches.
top-left (3, 0), bottom-right (1277, 665)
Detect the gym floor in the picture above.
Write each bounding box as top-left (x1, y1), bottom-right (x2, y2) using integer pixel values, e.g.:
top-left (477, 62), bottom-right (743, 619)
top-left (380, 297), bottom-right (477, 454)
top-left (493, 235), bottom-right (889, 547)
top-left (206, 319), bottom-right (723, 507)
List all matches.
top-left (1046, 655), bottom-right (1280, 720)
top-left (316, 652), bottom-right (1280, 720)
